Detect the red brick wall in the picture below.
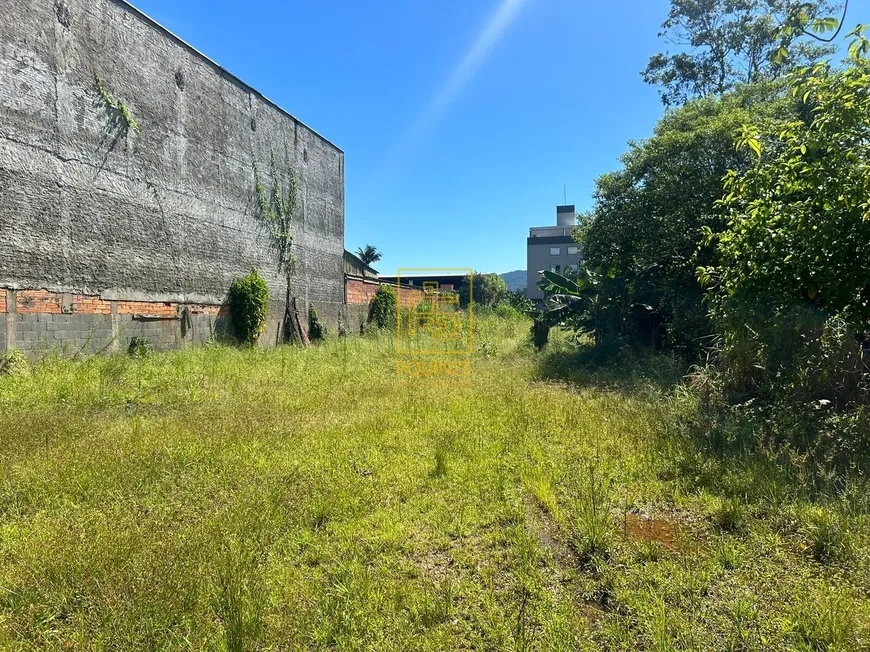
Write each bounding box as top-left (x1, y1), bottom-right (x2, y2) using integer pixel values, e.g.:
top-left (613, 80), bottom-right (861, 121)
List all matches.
top-left (117, 301), bottom-right (178, 317)
top-left (346, 278), bottom-right (381, 305)
top-left (1, 287), bottom-right (222, 317)
top-left (17, 290), bottom-right (62, 314)
top-left (73, 295), bottom-right (113, 315)
top-left (345, 278), bottom-right (433, 308)
top-left (397, 285), bottom-right (429, 308)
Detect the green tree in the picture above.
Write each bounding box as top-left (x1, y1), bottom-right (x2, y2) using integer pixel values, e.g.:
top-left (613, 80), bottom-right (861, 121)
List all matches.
top-left (578, 84), bottom-right (793, 352)
top-left (708, 33), bottom-right (870, 328)
top-left (644, 0), bottom-right (841, 105)
top-left (355, 245), bottom-right (382, 266)
top-left (458, 272), bottom-right (508, 308)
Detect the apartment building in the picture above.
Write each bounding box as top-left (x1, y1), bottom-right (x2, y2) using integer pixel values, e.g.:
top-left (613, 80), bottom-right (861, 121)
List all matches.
top-left (526, 205), bottom-right (580, 300)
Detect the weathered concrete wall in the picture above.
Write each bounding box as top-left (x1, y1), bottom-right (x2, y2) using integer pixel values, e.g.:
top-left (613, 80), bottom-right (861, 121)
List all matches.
top-left (0, 0), bottom-right (345, 353)
top-left (0, 287), bottom-right (231, 354)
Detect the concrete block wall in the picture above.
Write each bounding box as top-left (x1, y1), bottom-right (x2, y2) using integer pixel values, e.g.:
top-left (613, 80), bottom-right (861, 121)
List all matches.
top-left (0, 287), bottom-right (234, 355)
top-left (0, 0), bottom-right (345, 354)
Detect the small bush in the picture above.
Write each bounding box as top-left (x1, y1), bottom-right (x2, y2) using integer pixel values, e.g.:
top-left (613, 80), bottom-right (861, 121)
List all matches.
top-left (571, 463), bottom-right (614, 560)
top-left (0, 350), bottom-right (28, 376)
top-left (308, 305), bottom-right (326, 341)
top-left (431, 449), bottom-right (448, 478)
top-left (712, 537), bottom-right (742, 570)
top-left (799, 506), bottom-right (853, 564)
top-left (228, 269), bottom-right (270, 345)
top-left (127, 337), bottom-right (153, 358)
top-left (368, 285), bottom-right (397, 330)
top-left (494, 303), bottom-right (521, 320)
top-left (712, 496), bottom-right (746, 532)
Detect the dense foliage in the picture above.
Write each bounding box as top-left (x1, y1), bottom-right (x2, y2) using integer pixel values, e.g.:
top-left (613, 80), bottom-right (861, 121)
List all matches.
top-left (504, 289), bottom-right (535, 314)
top-left (355, 245), bottom-right (382, 266)
top-left (644, 0), bottom-right (840, 105)
top-left (578, 84), bottom-right (792, 353)
top-left (710, 51), bottom-right (870, 327)
top-left (308, 305), bottom-right (326, 341)
top-left (228, 269), bottom-right (270, 345)
top-left (458, 272), bottom-right (508, 308)
top-left (368, 285), bottom-right (398, 329)
top-left (700, 35), bottom-right (870, 416)
top-left (547, 13), bottom-right (870, 464)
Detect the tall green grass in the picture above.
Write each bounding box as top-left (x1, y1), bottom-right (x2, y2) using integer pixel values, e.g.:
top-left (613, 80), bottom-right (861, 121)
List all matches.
top-left (0, 314), bottom-right (867, 650)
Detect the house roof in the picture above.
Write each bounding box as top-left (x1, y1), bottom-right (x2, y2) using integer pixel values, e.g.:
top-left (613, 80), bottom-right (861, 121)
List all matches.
top-left (343, 250), bottom-right (379, 278)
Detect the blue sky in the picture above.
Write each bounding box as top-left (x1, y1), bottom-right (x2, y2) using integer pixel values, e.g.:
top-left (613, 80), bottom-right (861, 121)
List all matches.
top-left (130, 0), bottom-right (867, 275)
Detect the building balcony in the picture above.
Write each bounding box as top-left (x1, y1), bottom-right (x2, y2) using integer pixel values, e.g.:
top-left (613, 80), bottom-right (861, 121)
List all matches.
top-left (529, 227), bottom-right (575, 238)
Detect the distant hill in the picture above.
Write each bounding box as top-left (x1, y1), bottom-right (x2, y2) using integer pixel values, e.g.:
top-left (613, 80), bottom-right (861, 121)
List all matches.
top-left (499, 270), bottom-right (526, 292)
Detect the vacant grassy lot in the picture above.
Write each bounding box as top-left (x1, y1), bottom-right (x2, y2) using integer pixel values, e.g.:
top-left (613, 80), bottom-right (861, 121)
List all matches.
top-left (1, 315), bottom-right (868, 650)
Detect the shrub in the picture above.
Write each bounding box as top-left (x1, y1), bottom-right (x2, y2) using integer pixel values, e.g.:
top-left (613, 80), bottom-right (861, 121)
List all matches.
top-left (308, 305), bottom-right (326, 341)
top-left (0, 350), bottom-right (28, 376)
top-left (228, 269), bottom-right (270, 345)
top-left (506, 289), bottom-right (534, 314)
top-left (494, 303), bottom-right (521, 320)
top-left (127, 337), bottom-right (153, 358)
top-left (368, 285), bottom-right (397, 330)
top-left (712, 496), bottom-right (746, 532)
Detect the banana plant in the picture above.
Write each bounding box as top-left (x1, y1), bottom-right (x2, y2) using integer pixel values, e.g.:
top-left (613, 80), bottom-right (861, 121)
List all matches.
top-left (536, 268), bottom-right (603, 341)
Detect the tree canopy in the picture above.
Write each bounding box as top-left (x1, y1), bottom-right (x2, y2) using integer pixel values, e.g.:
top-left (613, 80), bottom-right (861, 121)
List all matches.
top-left (355, 245), bottom-right (382, 266)
top-left (707, 36), bottom-right (870, 328)
top-left (458, 273), bottom-right (508, 308)
top-left (577, 83), bottom-right (794, 351)
top-left (643, 0), bottom-right (841, 105)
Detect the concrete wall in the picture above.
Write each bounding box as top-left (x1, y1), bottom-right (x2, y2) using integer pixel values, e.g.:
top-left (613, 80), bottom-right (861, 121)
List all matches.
top-left (1, 287), bottom-right (230, 354)
top-left (0, 0), bottom-right (345, 354)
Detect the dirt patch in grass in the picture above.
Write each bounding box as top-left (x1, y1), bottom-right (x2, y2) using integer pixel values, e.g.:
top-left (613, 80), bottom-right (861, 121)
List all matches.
top-left (524, 495), bottom-right (580, 571)
top-left (523, 494), bottom-right (607, 628)
top-left (621, 512), bottom-right (701, 553)
top-left (418, 548), bottom-right (456, 582)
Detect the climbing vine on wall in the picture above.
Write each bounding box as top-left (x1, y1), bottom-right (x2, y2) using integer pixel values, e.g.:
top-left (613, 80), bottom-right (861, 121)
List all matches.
top-left (94, 73), bottom-right (140, 134)
top-left (252, 149), bottom-right (298, 270)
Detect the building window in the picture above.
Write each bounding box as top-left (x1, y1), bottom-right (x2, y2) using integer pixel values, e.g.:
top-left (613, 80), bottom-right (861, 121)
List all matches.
top-left (550, 264), bottom-right (560, 273)
top-left (549, 247), bottom-right (561, 256)
top-left (567, 245), bottom-right (578, 255)
top-left (569, 263), bottom-right (578, 272)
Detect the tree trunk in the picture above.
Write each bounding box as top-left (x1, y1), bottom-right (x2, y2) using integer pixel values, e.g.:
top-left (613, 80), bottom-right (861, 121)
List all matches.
top-left (283, 284), bottom-right (309, 346)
